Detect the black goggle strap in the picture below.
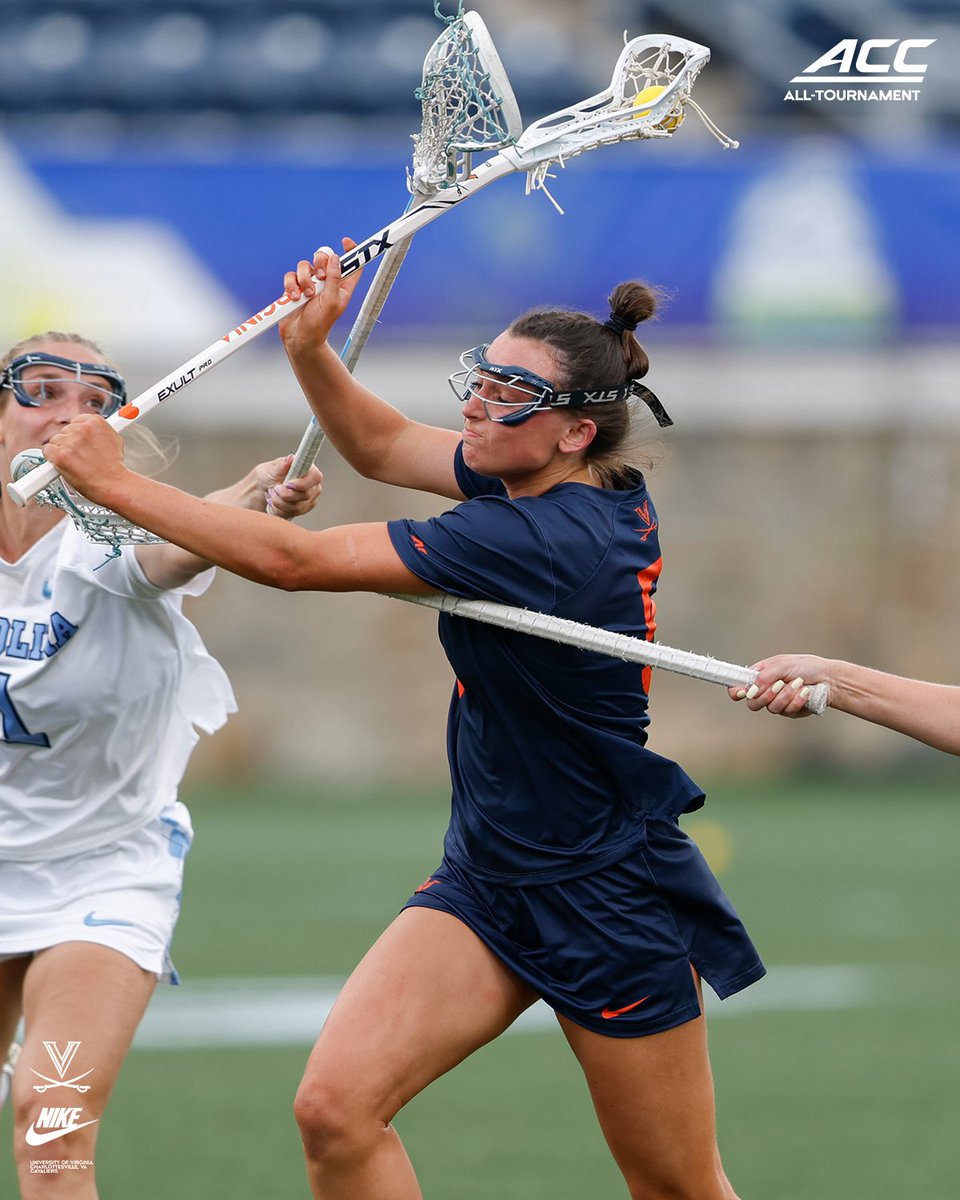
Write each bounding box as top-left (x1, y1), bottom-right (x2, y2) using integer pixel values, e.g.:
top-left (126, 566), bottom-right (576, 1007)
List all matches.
top-left (464, 346), bottom-right (673, 429)
top-left (626, 381), bottom-right (673, 429)
top-left (0, 352), bottom-right (127, 410)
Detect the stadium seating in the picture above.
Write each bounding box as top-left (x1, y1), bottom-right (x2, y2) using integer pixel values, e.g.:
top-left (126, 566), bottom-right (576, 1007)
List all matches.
top-left (0, 0), bottom-right (954, 139)
top-left (0, 2), bottom-right (575, 124)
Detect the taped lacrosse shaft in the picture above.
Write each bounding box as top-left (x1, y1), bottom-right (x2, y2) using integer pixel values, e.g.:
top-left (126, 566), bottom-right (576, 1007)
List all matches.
top-left (388, 592), bottom-right (830, 715)
top-left (8, 33), bottom-right (723, 508)
top-left (0, 1040), bottom-right (20, 1112)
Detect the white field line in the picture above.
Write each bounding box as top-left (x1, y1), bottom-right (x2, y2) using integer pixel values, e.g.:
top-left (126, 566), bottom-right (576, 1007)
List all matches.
top-left (134, 965), bottom-right (873, 1050)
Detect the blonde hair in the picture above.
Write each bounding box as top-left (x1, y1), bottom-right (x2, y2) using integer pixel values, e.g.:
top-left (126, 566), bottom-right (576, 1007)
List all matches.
top-left (1, 331), bottom-right (176, 477)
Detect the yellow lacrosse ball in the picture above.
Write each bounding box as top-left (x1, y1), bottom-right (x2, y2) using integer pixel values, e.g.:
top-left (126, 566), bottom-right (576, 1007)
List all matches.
top-left (685, 819), bottom-right (734, 875)
top-left (632, 85), bottom-right (683, 132)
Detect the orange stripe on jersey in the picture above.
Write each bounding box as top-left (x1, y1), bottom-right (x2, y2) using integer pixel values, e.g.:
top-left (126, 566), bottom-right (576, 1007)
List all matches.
top-left (456, 679), bottom-right (465, 698)
top-left (636, 557), bottom-right (663, 695)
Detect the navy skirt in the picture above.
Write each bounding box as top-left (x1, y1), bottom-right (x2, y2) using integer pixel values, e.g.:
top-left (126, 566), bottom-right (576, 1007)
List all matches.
top-left (403, 817), bottom-right (765, 1037)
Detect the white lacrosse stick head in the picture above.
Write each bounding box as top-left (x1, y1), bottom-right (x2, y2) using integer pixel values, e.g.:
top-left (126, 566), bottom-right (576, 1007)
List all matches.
top-left (513, 34), bottom-right (737, 202)
top-left (11, 449), bottom-right (165, 555)
top-left (411, 9), bottom-right (522, 194)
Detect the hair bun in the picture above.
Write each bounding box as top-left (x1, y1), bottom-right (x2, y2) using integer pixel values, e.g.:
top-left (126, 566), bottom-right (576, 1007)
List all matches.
top-left (607, 281), bottom-right (660, 329)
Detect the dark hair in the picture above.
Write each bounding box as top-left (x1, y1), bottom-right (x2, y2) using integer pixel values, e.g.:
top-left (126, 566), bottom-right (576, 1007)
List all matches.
top-left (507, 281), bottom-right (664, 489)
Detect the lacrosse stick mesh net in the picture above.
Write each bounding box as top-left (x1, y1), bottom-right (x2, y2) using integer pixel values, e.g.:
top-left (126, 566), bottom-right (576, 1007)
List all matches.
top-left (411, 7), bottom-right (521, 193)
top-left (523, 36), bottom-right (737, 203)
top-left (610, 39), bottom-right (735, 145)
top-left (11, 450), bottom-right (164, 557)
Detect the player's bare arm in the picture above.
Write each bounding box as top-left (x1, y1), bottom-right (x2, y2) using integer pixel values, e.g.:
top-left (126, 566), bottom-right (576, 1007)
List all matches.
top-left (279, 243), bottom-right (463, 499)
top-left (45, 415), bottom-right (434, 596)
top-left (729, 653), bottom-right (960, 755)
top-left (135, 455), bottom-right (322, 590)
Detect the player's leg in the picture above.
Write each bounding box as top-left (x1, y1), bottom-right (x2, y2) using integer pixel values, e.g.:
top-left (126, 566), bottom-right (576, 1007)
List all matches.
top-left (0, 956), bottom-right (30, 1111)
top-left (12, 942), bottom-right (156, 1199)
top-left (0, 956), bottom-right (29, 1045)
top-left (294, 905), bottom-right (539, 1200)
top-left (559, 981), bottom-right (738, 1200)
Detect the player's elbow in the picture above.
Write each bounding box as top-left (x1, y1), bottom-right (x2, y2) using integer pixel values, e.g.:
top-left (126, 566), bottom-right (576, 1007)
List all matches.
top-left (244, 543), bottom-right (320, 592)
top-left (247, 526), bottom-right (364, 593)
top-left (275, 555), bottom-right (320, 592)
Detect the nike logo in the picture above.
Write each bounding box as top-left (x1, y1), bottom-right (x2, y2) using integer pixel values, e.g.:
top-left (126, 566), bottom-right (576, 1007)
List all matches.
top-left (415, 879), bottom-right (440, 893)
top-left (25, 1118), bottom-right (98, 1146)
top-left (41, 580), bottom-right (52, 599)
top-left (83, 912), bottom-right (134, 928)
top-left (601, 996), bottom-right (651, 1019)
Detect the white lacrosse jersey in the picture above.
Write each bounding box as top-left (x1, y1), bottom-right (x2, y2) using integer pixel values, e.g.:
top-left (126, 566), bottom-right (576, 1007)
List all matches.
top-left (0, 520), bottom-right (236, 861)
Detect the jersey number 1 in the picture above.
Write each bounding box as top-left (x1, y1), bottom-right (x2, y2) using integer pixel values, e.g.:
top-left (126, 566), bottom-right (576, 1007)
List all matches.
top-left (0, 672), bottom-right (51, 747)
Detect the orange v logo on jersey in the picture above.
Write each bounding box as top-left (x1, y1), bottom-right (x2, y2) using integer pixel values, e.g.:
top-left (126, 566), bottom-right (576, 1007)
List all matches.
top-left (410, 534), bottom-right (428, 555)
top-left (633, 502), bottom-right (657, 543)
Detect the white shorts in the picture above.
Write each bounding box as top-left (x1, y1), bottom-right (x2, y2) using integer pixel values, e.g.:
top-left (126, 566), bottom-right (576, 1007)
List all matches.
top-left (0, 801), bottom-right (193, 985)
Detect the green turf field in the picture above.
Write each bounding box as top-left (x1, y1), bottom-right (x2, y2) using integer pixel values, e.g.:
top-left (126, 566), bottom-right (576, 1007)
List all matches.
top-left (3, 775), bottom-right (958, 1198)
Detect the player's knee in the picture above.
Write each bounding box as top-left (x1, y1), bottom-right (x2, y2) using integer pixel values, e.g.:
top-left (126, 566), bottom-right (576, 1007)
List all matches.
top-left (14, 1121), bottom-right (100, 1181)
top-left (11, 1093), bottom-right (40, 1158)
top-left (294, 1075), bottom-right (374, 1166)
top-left (13, 1085), bottom-right (103, 1171)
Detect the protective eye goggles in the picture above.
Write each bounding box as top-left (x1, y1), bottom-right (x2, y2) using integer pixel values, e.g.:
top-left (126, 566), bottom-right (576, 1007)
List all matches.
top-left (448, 344), bottom-right (672, 428)
top-left (0, 352), bottom-right (126, 419)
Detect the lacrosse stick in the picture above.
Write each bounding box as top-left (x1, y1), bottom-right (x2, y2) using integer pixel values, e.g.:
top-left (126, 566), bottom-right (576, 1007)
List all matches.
top-left (280, 3), bottom-right (522, 487)
top-left (9, 449), bottom-right (164, 556)
top-left (388, 593), bottom-right (830, 714)
top-left (9, 32), bottom-right (736, 510)
top-left (0, 1038), bottom-right (20, 1112)
top-left (6, 444), bottom-right (827, 707)
top-left (6, 5), bottom-right (520, 549)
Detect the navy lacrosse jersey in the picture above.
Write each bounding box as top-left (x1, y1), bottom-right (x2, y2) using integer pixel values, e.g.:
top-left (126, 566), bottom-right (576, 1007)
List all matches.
top-left (387, 444), bottom-right (705, 885)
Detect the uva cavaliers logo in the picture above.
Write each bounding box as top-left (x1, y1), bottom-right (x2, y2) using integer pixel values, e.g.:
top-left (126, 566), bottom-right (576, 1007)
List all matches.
top-left (633, 502), bottom-right (658, 543)
top-left (31, 1042), bottom-right (94, 1095)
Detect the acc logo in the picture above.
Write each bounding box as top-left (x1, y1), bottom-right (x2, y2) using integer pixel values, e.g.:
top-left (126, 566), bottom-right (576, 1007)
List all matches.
top-left (791, 38), bottom-right (935, 84)
top-left (785, 38), bottom-right (935, 104)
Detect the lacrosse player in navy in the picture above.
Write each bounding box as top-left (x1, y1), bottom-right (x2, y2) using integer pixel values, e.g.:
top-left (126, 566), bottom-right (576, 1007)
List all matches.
top-left (45, 250), bottom-right (763, 1200)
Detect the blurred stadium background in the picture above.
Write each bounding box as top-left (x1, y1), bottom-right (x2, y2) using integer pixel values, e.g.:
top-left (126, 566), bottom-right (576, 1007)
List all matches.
top-left (2, 5), bottom-right (959, 1195)
top-left (1, 0), bottom-right (957, 786)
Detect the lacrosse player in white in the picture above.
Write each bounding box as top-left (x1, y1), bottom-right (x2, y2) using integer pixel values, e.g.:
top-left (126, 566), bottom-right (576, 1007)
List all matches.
top-left (0, 331), bottom-right (321, 1196)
